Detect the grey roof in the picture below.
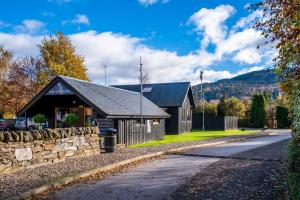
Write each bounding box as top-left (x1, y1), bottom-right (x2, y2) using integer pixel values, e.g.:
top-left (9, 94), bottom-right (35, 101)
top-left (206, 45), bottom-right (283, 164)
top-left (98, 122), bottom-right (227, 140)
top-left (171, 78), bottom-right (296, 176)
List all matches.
top-left (112, 82), bottom-right (195, 108)
top-left (18, 76), bottom-right (170, 118)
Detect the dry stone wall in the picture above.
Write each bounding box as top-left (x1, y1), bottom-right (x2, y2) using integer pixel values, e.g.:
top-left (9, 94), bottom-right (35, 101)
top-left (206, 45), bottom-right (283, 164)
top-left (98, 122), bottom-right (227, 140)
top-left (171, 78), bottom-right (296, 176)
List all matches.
top-left (0, 127), bottom-right (100, 174)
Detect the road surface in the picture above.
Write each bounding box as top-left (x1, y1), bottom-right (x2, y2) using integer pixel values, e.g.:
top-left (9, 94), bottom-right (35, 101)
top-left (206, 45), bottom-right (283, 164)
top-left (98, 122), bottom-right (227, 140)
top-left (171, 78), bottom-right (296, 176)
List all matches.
top-left (47, 130), bottom-right (291, 200)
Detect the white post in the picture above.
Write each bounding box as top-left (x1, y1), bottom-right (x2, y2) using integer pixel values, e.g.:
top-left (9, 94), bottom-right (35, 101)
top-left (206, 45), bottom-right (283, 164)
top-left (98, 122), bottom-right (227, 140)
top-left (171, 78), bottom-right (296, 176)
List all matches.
top-left (140, 57), bottom-right (143, 137)
top-left (200, 71), bottom-right (205, 131)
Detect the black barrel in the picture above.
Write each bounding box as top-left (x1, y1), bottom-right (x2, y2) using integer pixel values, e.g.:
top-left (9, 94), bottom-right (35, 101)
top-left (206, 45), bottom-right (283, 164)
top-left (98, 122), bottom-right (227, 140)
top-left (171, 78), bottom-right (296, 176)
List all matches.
top-left (104, 128), bottom-right (117, 152)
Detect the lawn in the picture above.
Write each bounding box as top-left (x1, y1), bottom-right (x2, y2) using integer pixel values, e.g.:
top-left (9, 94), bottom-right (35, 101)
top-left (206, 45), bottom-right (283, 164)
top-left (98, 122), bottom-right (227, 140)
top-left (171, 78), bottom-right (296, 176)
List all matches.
top-left (131, 129), bottom-right (257, 147)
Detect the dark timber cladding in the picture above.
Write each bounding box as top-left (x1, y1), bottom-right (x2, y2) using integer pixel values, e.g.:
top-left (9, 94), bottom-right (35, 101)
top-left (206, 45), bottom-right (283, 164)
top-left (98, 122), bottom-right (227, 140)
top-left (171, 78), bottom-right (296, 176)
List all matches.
top-left (17, 76), bottom-right (170, 146)
top-left (112, 82), bottom-right (195, 134)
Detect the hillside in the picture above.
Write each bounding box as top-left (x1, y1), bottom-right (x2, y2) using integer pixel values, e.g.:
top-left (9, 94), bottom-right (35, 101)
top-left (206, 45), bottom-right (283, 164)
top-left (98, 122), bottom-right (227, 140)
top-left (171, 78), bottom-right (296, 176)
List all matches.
top-left (192, 70), bottom-right (280, 101)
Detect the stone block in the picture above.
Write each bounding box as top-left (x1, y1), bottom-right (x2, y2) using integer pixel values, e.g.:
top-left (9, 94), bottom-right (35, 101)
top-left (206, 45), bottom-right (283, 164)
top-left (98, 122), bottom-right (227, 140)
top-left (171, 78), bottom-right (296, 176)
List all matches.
top-left (73, 136), bottom-right (86, 147)
top-left (0, 132), bottom-right (4, 142)
top-left (65, 151), bottom-right (74, 157)
top-left (15, 148), bottom-right (33, 161)
top-left (43, 153), bottom-right (57, 159)
top-left (44, 143), bottom-right (55, 150)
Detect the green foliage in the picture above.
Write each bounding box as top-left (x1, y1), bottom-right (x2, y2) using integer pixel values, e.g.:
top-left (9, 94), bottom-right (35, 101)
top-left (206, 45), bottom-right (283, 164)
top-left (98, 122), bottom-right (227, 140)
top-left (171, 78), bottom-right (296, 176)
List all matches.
top-left (287, 139), bottom-right (300, 200)
top-left (194, 101), bottom-right (217, 116)
top-left (217, 96), bottom-right (247, 117)
top-left (33, 114), bottom-right (47, 124)
top-left (63, 113), bottom-right (79, 127)
top-left (250, 94), bottom-right (267, 128)
top-left (276, 106), bottom-right (290, 128)
top-left (226, 97), bottom-right (247, 118)
top-left (217, 95), bottom-right (227, 116)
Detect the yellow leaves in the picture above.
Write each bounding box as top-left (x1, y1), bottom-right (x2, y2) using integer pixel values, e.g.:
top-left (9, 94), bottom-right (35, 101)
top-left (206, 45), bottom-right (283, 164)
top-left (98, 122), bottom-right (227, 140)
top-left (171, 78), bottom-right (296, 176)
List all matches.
top-left (38, 32), bottom-right (89, 84)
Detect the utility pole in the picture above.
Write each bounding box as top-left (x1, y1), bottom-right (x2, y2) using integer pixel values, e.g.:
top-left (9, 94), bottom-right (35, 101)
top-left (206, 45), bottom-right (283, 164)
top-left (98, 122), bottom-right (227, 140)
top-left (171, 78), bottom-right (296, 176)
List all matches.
top-left (139, 56), bottom-right (143, 128)
top-left (103, 65), bottom-right (107, 86)
top-left (200, 71), bottom-right (205, 131)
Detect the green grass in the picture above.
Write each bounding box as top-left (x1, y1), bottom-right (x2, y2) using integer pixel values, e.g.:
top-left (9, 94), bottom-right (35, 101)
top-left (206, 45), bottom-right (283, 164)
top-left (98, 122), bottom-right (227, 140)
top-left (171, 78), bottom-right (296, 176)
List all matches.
top-left (131, 129), bottom-right (257, 147)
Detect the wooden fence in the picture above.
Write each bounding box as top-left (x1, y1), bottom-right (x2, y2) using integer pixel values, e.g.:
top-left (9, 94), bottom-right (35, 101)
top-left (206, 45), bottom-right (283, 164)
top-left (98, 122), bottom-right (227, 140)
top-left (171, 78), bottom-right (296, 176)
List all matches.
top-left (193, 115), bottom-right (238, 130)
top-left (117, 119), bottom-right (165, 146)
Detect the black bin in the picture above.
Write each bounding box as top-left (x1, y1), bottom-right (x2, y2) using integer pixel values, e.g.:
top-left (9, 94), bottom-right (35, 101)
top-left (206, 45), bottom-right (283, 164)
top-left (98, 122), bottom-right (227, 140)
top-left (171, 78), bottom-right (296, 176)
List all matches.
top-left (103, 128), bottom-right (117, 152)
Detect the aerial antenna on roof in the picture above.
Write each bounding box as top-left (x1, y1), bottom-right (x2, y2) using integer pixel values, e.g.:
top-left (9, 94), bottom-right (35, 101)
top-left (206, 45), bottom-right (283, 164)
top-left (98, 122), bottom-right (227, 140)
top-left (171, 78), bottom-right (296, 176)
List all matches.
top-left (103, 65), bottom-right (107, 86)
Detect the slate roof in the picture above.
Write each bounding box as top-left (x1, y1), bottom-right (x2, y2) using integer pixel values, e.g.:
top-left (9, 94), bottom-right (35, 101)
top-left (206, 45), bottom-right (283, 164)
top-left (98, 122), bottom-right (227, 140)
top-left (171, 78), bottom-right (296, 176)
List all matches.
top-left (18, 76), bottom-right (170, 118)
top-left (112, 82), bottom-right (195, 108)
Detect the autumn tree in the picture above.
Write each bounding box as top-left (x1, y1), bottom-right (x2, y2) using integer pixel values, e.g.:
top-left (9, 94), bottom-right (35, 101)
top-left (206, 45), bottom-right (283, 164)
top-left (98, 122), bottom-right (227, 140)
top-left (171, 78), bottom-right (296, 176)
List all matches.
top-left (255, 1), bottom-right (300, 96)
top-left (2, 57), bottom-right (43, 114)
top-left (38, 32), bottom-right (89, 87)
top-left (226, 97), bottom-right (247, 118)
top-left (0, 46), bottom-right (13, 114)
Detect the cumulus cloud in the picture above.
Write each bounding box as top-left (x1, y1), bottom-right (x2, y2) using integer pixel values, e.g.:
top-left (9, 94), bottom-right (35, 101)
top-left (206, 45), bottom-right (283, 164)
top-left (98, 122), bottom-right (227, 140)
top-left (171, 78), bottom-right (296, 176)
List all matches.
top-left (72, 14), bottom-right (90, 25)
top-left (233, 48), bottom-right (261, 64)
top-left (14, 20), bottom-right (46, 34)
top-left (188, 5), bottom-right (235, 48)
top-left (188, 5), bottom-right (268, 65)
top-left (138, 0), bottom-right (169, 7)
top-left (0, 4), bottom-right (273, 86)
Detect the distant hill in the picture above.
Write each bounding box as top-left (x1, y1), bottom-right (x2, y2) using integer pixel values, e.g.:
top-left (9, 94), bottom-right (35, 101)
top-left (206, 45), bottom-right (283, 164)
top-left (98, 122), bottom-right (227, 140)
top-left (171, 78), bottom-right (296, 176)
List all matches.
top-left (192, 70), bottom-right (280, 101)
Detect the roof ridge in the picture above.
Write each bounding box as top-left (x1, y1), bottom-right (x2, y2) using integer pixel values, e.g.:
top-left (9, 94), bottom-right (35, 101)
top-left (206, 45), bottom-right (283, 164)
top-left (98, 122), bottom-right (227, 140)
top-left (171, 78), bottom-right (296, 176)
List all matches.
top-left (112, 81), bottom-right (191, 87)
top-left (57, 75), bottom-right (142, 95)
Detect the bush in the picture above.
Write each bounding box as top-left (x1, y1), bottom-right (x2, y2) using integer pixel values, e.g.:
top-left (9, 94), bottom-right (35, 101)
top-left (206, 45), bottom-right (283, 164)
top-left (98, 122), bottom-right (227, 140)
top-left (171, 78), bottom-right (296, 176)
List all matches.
top-left (33, 114), bottom-right (47, 124)
top-left (276, 106), bottom-right (290, 128)
top-left (63, 113), bottom-right (79, 127)
top-left (287, 139), bottom-right (300, 200)
top-left (250, 94), bottom-right (267, 128)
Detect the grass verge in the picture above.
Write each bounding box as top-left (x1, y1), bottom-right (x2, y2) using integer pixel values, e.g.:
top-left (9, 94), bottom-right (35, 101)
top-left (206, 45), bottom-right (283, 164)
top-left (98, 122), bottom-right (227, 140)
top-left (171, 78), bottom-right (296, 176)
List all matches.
top-left (131, 129), bottom-right (257, 147)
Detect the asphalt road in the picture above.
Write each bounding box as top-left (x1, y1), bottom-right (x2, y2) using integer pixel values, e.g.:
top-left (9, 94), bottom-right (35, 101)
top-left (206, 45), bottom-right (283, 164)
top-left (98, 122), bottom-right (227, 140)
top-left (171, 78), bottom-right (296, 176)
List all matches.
top-left (47, 130), bottom-right (291, 200)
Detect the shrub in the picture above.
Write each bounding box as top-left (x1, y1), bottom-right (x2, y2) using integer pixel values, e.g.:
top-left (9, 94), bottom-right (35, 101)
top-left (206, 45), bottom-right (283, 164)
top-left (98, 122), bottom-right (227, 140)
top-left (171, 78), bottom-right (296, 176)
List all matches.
top-left (33, 114), bottom-right (47, 124)
top-left (63, 113), bottom-right (79, 127)
top-left (250, 94), bottom-right (267, 128)
top-left (287, 139), bottom-right (300, 200)
top-left (276, 106), bottom-right (290, 128)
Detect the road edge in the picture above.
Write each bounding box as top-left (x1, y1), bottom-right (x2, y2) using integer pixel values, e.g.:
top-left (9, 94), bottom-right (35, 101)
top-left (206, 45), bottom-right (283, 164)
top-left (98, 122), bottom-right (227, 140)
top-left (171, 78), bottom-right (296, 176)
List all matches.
top-left (11, 131), bottom-right (270, 200)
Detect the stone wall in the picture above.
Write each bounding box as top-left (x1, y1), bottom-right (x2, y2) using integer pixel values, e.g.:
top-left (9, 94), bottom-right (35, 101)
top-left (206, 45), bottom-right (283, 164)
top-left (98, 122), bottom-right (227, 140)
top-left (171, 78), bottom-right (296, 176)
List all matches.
top-left (0, 127), bottom-right (100, 174)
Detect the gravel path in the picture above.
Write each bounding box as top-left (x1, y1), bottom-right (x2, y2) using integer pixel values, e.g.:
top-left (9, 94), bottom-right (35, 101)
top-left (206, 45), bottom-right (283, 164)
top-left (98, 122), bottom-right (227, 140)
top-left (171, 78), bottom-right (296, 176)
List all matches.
top-left (0, 132), bottom-right (266, 199)
top-left (170, 139), bottom-right (289, 200)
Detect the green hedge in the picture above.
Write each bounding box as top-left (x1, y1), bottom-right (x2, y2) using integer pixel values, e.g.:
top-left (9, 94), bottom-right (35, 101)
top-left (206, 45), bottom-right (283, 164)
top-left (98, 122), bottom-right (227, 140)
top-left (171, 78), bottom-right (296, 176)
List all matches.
top-left (276, 106), bottom-right (290, 128)
top-left (287, 139), bottom-right (300, 200)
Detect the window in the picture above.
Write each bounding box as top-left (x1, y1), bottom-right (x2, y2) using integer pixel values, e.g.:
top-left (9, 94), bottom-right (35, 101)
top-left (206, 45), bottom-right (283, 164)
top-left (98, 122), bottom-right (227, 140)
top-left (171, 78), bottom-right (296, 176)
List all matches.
top-left (147, 120), bottom-right (151, 133)
top-left (142, 87), bottom-right (152, 93)
top-left (153, 119), bottom-right (160, 125)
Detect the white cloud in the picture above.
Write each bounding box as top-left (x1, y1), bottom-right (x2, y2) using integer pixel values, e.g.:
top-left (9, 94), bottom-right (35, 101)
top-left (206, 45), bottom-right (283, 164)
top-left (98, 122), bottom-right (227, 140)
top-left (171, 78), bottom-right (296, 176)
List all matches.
top-left (188, 5), bottom-right (269, 65)
top-left (138, 0), bottom-right (169, 7)
top-left (233, 48), bottom-right (261, 64)
top-left (14, 20), bottom-right (46, 34)
top-left (0, 4), bottom-right (274, 86)
top-left (72, 14), bottom-right (90, 26)
top-left (0, 32), bottom-right (42, 57)
top-left (236, 66), bottom-right (265, 75)
top-left (188, 5), bottom-right (235, 49)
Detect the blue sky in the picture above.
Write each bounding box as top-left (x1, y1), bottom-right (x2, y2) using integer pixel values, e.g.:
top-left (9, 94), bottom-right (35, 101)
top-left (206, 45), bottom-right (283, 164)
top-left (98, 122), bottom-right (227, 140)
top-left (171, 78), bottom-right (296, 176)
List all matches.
top-left (0, 0), bottom-right (275, 85)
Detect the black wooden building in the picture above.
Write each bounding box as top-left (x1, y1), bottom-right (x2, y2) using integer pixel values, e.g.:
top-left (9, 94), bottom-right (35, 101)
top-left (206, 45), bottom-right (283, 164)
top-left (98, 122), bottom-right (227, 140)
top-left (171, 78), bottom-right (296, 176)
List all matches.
top-left (113, 82), bottom-right (195, 134)
top-left (18, 76), bottom-right (170, 146)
